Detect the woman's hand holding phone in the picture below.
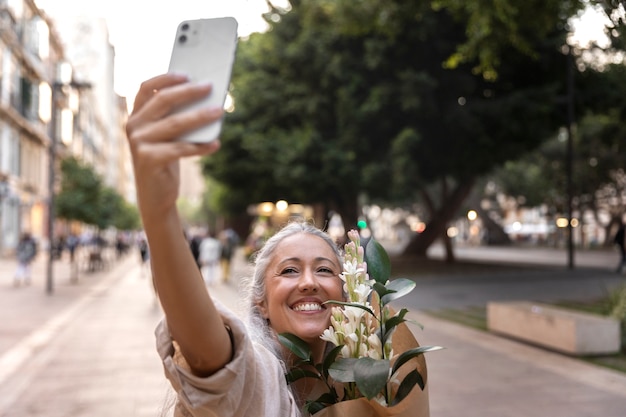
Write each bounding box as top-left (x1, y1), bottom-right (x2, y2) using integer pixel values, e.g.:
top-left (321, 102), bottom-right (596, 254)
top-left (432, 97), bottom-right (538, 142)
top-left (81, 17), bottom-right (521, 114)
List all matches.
top-left (126, 17), bottom-right (237, 222)
top-left (126, 74), bottom-right (223, 224)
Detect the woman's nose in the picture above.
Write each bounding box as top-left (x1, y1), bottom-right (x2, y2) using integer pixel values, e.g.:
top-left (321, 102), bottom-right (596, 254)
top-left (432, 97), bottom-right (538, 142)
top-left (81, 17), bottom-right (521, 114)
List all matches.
top-left (297, 270), bottom-right (319, 292)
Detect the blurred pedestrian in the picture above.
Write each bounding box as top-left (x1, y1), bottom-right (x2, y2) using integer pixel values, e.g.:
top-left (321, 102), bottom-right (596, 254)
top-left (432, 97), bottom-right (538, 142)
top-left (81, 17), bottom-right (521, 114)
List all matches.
top-left (66, 232), bottom-right (79, 263)
top-left (189, 231), bottom-right (203, 269)
top-left (138, 236), bottom-right (150, 277)
top-left (219, 227), bottom-right (239, 283)
top-left (13, 232), bottom-right (37, 287)
top-left (614, 219), bottom-right (626, 273)
top-left (199, 230), bottom-right (221, 286)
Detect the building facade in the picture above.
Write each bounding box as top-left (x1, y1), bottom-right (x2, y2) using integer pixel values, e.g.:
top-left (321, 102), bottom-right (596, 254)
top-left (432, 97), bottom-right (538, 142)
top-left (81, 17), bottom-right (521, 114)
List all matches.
top-left (0, 0), bottom-right (62, 254)
top-left (0, 0), bottom-right (132, 256)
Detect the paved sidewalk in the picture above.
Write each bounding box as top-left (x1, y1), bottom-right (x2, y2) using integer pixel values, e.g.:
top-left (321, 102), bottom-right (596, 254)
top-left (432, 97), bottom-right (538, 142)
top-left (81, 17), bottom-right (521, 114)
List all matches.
top-left (0, 248), bottom-right (625, 416)
top-left (0, 253), bottom-right (165, 416)
top-left (412, 311), bottom-right (626, 416)
top-left (0, 250), bottom-right (136, 359)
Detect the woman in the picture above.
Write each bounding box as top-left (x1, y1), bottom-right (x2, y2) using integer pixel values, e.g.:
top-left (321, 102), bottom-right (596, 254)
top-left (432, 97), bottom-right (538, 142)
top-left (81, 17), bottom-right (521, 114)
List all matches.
top-left (126, 73), bottom-right (344, 416)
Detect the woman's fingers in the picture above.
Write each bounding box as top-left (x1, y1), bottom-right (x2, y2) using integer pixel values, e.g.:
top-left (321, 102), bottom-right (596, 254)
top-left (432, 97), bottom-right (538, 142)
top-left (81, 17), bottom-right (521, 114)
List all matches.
top-left (132, 73), bottom-right (190, 113)
top-left (134, 140), bottom-right (221, 169)
top-left (129, 105), bottom-right (224, 145)
top-left (127, 79), bottom-right (223, 145)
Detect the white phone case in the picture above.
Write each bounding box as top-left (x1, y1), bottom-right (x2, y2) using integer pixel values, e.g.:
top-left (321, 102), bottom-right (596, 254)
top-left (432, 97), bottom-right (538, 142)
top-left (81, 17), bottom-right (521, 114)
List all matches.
top-left (168, 17), bottom-right (238, 143)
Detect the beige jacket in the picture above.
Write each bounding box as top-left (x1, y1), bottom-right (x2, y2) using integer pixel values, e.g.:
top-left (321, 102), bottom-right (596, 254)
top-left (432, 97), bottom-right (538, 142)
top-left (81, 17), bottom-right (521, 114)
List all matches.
top-left (156, 301), bottom-right (300, 417)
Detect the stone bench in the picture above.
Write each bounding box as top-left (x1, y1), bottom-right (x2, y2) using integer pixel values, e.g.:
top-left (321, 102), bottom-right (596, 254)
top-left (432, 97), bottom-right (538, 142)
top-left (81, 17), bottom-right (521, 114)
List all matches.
top-left (487, 301), bottom-right (621, 355)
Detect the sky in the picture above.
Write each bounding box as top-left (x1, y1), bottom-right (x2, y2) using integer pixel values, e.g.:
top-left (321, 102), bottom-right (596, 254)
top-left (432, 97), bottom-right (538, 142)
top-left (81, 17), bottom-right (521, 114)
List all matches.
top-left (37, 1), bottom-right (608, 108)
top-left (38, 0), bottom-right (287, 104)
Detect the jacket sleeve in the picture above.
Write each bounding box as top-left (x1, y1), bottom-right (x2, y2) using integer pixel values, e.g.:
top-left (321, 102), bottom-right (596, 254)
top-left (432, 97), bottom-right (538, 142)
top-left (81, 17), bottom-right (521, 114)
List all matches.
top-left (155, 299), bottom-right (300, 417)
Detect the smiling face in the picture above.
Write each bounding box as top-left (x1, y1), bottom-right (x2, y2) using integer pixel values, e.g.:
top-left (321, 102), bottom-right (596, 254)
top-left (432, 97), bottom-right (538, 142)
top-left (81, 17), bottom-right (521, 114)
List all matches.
top-left (257, 232), bottom-right (343, 345)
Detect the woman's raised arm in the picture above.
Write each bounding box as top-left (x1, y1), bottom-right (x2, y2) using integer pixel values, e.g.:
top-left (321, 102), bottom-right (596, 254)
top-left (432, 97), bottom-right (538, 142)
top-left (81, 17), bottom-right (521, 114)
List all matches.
top-left (126, 73), bottom-right (232, 376)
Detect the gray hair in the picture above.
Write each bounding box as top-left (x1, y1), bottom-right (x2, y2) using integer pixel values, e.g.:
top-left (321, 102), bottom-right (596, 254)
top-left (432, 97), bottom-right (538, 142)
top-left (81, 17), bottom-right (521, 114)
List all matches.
top-left (241, 221), bottom-right (343, 357)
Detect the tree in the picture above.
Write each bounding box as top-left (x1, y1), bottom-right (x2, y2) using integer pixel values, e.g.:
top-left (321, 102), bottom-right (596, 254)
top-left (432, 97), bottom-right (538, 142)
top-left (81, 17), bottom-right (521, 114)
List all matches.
top-left (203, 0), bottom-right (590, 259)
top-left (97, 186), bottom-right (141, 231)
top-left (430, 0), bottom-right (584, 79)
top-left (56, 156), bottom-right (102, 226)
top-left (112, 198), bottom-right (141, 231)
top-left (493, 61), bottom-right (626, 246)
top-left (56, 156), bottom-right (140, 231)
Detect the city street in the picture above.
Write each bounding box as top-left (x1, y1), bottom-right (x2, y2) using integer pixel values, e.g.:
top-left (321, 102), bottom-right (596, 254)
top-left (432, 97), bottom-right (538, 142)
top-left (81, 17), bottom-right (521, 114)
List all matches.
top-left (0, 244), bottom-right (625, 416)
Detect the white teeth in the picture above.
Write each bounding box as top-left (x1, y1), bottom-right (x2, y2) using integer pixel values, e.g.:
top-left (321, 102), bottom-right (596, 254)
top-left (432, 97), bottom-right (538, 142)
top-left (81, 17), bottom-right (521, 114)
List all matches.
top-left (293, 303), bottom-right (323, 312)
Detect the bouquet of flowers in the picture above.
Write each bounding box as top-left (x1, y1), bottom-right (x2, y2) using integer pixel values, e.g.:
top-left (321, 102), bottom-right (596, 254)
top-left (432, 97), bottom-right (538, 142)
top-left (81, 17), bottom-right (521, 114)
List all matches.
top-left (279, 230), bottom-right (442, 416)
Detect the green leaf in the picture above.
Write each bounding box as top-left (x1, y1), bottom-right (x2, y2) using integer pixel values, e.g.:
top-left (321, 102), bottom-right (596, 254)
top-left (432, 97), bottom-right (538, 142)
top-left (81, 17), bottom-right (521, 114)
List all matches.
top-left (373, 281), bottom-right (396, 299)
top-left (393, 369), bottom-right (424, 405)
top-left (278, 333), bottom-right (312, 361)
top-left (322, 345), bottom-right (344, 379)
top-left (354, 357), bottom-right (390, 400)
top-left (285, 368), bottom-right (321, 384)
top-left (328, 358), bottom-right (358, 382)
top-left (391, 346), bottom-right (444, 376)
top-left (305, 401), bottom-right (326, 414)
top-left (380, 278), bottom-right (416, 304)
top-left (383, 308), bottom-right (409, 339)
top-left (365, 238), bottom-right (391, 284)
top-left (304, 386), bottom-right (340, 413)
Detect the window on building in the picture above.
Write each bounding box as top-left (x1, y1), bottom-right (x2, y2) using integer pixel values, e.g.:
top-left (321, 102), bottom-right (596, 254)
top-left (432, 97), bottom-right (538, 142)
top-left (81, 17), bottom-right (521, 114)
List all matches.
top-left (23, 15), bottom-right (49, 60)
top-left (8, 126), bottom-right (19, 177)
top-left (8, 56), bottom-right (21, 112)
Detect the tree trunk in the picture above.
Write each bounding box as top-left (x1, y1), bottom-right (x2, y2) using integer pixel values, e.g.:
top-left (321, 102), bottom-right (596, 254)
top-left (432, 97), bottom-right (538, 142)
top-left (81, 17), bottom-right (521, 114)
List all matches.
top-left (442, 231), bottom-right (456, 263)
top-left (403, 177), bottom-right (476, 258)
top-left (336, 198), bottom-right (359, 237)
top-left (476, 205), bottom-right (511, 245)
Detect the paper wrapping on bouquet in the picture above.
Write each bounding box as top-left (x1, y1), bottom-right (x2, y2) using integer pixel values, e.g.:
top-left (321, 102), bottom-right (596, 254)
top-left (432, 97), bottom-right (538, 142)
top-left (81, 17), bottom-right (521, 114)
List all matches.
top-left (314, 319), bottom-right (430, 417)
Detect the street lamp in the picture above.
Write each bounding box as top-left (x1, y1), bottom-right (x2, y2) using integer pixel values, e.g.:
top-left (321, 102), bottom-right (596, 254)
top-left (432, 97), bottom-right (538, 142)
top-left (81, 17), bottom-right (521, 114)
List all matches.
top-left (556, 45), bottom-right (576, 270)
top-left (46, 76), bottom-right (91, 295)
top-left (565, 48), bottom-right (575, 270)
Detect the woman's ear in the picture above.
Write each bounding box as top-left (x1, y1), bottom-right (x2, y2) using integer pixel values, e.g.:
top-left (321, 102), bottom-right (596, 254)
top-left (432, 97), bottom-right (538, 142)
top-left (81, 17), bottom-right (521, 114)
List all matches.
top-left (257, 300), bottom-right (269, 319)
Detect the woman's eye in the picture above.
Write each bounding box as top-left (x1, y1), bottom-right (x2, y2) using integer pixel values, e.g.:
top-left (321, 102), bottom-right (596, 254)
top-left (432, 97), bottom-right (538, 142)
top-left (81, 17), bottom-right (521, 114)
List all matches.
top-left (317, 267), bottom-right (335, 274)
top-left (281, 267), bottom-right (299, 275)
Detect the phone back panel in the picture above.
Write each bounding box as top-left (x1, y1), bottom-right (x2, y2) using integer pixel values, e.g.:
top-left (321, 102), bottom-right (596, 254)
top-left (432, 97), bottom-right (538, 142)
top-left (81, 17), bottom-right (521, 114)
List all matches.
top-left (168, 17), bottom-right (238, 142)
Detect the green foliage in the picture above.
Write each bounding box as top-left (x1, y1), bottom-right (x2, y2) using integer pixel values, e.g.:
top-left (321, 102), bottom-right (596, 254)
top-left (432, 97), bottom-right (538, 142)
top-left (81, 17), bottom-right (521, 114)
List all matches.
top-left (56, 157), bottom-right (102, 226)
top-left (113, 199), bottom-right (141, 230)
top-left (204, 0), bottom-right (581, 237)
top-left (55, 156), bottom-right (139, 231)
top-left (364, 238), bottom-right (390, 285)
top-left (492, 61), bottom-right (626, 224)
top-left (433, 0), bottom-right (585, 79)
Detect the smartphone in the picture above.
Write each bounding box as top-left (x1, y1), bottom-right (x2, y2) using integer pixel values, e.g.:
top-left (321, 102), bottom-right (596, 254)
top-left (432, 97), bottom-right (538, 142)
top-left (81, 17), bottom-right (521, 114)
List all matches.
top-left (168, 17), bottom-right (238, 143)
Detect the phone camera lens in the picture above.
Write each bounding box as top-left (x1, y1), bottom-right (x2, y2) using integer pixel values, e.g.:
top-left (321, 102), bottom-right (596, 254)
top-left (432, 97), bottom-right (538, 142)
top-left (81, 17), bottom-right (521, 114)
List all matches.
top-left (178, 34), bottom-right (187, 44)
top-left (181, 23), bottom-right (190, 31)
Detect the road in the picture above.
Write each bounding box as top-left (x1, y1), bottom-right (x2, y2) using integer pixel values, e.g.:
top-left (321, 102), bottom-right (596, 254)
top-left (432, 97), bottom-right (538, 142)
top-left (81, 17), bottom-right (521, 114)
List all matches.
top-left (394, 243), bottom-right (625, 311)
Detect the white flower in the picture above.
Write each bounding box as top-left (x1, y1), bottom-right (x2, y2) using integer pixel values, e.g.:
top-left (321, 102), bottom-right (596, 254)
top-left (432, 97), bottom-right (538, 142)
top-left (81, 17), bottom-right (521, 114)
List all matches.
top-left (342, 259), bottom-right (363, 276)
top-left (321, 327), bottom-right (340, 345)
top-left (367, 334), bottom-right (382, 359)
top-left (343, 305), bottom-right (367, 323)
top-left (353, 283), bottom-right (372, 303)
